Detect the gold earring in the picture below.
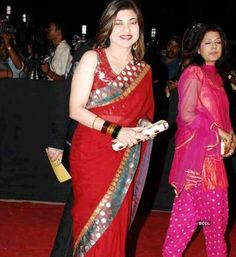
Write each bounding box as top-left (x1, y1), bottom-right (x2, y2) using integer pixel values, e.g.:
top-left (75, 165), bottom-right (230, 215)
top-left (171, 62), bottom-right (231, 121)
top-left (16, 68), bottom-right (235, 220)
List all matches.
top-left (132, 42), bottom-right (137, 51)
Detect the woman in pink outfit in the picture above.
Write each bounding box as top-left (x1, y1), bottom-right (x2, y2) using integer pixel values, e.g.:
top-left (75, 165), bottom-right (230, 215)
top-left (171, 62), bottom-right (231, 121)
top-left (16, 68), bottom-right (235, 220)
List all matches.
top-left (163, 23), bottom-right (236, 257)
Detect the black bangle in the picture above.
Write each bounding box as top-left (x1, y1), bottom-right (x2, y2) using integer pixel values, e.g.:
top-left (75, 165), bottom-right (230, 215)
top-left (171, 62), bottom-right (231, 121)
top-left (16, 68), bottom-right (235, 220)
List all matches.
top-left (101, 121), bottom-right (111, 134)
top-left (111, 125), bottom-right (122, 139)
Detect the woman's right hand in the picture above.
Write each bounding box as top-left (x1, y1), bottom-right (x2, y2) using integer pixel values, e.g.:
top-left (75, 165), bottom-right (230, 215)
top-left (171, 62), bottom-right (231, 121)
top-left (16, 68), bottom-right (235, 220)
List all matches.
top-left (47, 147), bottom-right (64, 166)
top-left (114, 126), bottom-right (149, 148)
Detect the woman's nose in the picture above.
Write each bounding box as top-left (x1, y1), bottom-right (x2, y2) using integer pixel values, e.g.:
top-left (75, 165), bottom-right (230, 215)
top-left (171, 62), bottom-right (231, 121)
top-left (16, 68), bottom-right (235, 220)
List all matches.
top-left (211, 42), bottom-right (217, 48)
top-left (123, 24), bottom-right (131, 32)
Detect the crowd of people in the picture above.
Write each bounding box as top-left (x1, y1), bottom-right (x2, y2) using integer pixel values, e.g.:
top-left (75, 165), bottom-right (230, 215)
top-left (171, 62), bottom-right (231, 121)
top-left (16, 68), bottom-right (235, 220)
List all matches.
top-left (1, 0), bottom-right (236, 257)
top-left (0, 20), bottom-right (74, 80)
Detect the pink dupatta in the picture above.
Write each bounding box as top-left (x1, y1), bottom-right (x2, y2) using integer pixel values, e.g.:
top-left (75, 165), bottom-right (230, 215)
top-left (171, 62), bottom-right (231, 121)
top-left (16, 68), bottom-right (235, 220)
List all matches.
top-left (169, 64), bottom-right (232, 195)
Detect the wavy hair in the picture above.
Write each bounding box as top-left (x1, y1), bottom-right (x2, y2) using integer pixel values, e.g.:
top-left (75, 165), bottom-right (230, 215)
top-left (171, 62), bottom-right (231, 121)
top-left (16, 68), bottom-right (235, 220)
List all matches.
top-left (94, 0), bottom-right (145, 60)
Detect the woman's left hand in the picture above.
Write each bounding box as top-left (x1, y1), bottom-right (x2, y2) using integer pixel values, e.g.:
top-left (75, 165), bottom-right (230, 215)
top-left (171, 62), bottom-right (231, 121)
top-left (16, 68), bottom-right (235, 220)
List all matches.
top-left (226, 133), bottom-right (236, 157)
top-left (219, 128), bottom-right (236, 157)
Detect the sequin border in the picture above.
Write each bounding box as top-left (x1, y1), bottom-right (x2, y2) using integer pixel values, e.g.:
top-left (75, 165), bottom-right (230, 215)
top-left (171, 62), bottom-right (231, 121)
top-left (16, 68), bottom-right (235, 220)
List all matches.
top-left (73, 145), bottom-right (141, 256)
top-left (87, 64), bottom-right (150, 108)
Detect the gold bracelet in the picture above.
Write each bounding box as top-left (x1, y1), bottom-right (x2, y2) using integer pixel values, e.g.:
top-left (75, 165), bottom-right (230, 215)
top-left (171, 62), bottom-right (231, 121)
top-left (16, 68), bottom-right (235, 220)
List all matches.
top-left (229, 133), bottom-right (234, 147)
top-left (106, 123), bottom-right (116, 136)
top-left (92, 116), bottom-right (99, 129)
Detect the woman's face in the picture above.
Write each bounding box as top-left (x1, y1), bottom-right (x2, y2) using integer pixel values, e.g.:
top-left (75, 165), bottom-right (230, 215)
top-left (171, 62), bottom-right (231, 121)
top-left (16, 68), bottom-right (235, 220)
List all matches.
top-left (198, 31), bottom-right (222, 65)
top-left (109, 9), bottom-right (139, 49)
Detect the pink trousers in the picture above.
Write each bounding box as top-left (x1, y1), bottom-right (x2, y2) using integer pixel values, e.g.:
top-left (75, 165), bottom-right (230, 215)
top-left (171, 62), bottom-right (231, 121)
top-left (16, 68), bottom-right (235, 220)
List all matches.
top-left (163, 187), bottom-right (228, 257)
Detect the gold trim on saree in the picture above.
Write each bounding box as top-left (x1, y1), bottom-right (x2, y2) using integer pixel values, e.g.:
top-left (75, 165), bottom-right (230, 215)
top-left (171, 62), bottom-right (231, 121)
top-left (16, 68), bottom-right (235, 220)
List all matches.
top-left (109, 64), bottom-right (150, 105)
top-left (73, 146), bottom-right (140, 256)
top-left (86, 62), bottom-right (150, 108)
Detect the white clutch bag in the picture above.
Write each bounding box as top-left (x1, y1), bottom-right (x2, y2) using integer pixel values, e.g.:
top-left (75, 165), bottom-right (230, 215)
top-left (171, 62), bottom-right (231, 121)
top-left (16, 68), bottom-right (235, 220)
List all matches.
top-left (112, 120), bottom-right (169, 151)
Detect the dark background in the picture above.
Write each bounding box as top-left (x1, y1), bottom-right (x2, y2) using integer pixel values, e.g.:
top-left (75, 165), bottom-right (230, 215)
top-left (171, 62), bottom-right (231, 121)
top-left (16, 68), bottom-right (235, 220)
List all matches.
top-left (0, 0), bottom-right (235, 41)
top-left (0, 79), bottom-right (71, 202)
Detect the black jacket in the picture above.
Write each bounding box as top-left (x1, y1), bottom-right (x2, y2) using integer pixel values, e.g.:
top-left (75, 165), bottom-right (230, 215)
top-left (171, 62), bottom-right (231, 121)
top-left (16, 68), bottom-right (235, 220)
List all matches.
top-left (48, 38), bottom-right (95, 150)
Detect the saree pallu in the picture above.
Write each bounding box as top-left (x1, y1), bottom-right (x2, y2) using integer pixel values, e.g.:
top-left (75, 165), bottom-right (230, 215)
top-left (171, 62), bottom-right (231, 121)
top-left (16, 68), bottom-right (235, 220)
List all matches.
top-left (70, 52), bottom-right (154, 257)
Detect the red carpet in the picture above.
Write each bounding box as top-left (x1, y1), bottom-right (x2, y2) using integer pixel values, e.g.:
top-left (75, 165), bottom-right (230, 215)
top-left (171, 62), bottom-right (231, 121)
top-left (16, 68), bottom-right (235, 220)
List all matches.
top-left (0, 200), bottom-right (64, 257)
top-left (0, 200), bottom-right (236, 257)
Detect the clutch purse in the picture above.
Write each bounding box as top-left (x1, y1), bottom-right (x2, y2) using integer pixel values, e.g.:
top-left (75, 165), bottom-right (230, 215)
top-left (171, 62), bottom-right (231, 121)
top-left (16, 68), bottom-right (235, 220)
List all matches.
top-left (45, 148), bottom-right (71, 183)
top-left (220, 139), bottom-right (226, 155)
top-left (112, 120), bottom-right (169, 151)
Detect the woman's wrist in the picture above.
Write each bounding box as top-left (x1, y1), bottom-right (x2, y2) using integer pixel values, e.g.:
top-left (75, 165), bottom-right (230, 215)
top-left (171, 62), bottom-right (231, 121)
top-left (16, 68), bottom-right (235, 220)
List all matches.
top-left (92, 116), bottom-right (99, 129)
top-left (101, 120), bottom-right (122, 139)
top-left (91, 116), bottom-right (122, 139)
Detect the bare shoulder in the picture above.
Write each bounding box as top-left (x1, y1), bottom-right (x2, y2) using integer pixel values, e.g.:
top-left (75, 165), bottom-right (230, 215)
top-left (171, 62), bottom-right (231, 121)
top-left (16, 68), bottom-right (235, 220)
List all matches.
top-left (80, 50), bottom-right (97, 64)
top-left (74, 49), bottom-right (98, 73)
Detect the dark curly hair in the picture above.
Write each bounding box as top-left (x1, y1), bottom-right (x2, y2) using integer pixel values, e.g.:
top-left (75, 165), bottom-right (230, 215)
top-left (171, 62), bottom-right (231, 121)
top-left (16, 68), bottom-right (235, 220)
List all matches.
top-left (182, 23), bottom-right (228, 72)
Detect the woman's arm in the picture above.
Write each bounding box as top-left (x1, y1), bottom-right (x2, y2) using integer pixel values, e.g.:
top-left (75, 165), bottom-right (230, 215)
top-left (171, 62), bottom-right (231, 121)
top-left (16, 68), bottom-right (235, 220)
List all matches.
top-left (178, 69), bottom-right (200, 124)
top-left (69, 50), bottom-right (148, 148)
top-left (2, 33), bottom-right (24, 70)
top-left (69, 50), bottom-right (104, 129)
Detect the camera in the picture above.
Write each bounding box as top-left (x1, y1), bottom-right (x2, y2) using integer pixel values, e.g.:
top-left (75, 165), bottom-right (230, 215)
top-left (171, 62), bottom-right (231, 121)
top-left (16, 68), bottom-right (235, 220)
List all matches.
top-left (40, 55), bottom-right (51, 64)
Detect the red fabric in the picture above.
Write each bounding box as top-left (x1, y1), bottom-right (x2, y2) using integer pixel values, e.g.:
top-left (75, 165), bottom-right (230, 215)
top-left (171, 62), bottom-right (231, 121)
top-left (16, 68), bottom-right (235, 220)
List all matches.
top-left (83, 178), bottom-right (134, 257)
top-left (70, 49), bottom-right (154, 256)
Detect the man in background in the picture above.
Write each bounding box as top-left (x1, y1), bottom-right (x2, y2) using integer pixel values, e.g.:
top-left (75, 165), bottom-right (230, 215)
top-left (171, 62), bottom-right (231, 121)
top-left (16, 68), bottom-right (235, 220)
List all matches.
top-left (41, 21), bottom-right (72, 81)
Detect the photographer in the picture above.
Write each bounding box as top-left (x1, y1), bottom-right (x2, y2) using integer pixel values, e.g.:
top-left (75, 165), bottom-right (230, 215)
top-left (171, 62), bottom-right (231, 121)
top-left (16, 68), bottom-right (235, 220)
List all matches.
top-left (41, 21), bottom-right (72, 81)
top-left (0, 32), bottom-right (26, 78)
top-left (24, 37), bottom-right (46, 80)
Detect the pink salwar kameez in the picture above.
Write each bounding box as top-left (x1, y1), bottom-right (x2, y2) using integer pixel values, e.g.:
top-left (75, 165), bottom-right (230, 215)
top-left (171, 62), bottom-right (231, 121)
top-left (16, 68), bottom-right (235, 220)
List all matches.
top-left (163, 64), bottom-right (232, 257)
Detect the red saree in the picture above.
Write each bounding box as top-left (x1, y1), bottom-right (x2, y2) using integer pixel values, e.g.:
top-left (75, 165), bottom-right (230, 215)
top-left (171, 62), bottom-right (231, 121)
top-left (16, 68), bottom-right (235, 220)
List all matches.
top-left (69, 48), bottom-right (154, 257)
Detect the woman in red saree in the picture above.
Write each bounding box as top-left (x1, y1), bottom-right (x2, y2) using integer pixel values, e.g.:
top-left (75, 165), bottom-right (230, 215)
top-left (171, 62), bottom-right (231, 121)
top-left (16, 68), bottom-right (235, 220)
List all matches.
top-left (69, 1), bottom-right (154, 256)
top-left (163, 23), bottom-right (236, 257)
